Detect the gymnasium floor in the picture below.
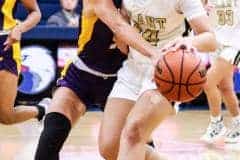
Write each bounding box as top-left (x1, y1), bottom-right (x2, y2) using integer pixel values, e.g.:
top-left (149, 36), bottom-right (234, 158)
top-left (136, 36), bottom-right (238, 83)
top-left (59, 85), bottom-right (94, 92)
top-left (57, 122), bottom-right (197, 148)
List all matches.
top-left (0, 110), bottom-right (240, 160)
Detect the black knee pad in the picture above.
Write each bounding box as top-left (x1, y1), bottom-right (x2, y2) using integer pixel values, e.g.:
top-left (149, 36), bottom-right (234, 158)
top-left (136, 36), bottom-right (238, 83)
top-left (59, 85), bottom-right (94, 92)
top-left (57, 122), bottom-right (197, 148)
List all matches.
top-left (35, 112), bottom-right (71, 160)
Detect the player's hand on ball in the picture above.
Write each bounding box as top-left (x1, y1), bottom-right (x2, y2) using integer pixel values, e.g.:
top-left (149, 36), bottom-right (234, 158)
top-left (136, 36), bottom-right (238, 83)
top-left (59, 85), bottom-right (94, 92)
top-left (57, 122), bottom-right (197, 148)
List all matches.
top-left (4, 25), bottom-right (22, 51)
top-left (161, 37), bottom-right (196, 54)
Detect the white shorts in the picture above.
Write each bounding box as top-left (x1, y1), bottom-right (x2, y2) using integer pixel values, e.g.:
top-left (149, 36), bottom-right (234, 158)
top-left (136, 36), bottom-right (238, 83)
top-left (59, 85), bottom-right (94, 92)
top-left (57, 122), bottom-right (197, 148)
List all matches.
top-left (109, 58), bottom-right (157, 101)
top-left (213, 46), bottom-right (240, 66)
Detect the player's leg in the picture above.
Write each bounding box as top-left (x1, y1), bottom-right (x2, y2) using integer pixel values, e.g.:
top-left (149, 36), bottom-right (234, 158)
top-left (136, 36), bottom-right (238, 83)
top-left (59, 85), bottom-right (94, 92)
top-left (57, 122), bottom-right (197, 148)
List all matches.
top-left (219, 65), bottom-right (239, 117)
top-left (99, 60), bottom-right (156, 160)
top-left (99, 98), bottom-right (134, 160)
top-left (0, 70), bottom-right (41, 124)
top-left (204, 58), bottom-right (224, 117)
top-left (98, 68), bottom-right (136, 160)
top-left (218, 63), bottom-right (240, 143)
top-left (0, 40), bottom-right (46, 124)
top-left (201, 58), bottom-right (227, 142)
top-left (99, 98), bottom-right (159, 160)
top-left (117, 90), bottom-right (173, 160)
top-left (34, 87), bottom-right (86, 160)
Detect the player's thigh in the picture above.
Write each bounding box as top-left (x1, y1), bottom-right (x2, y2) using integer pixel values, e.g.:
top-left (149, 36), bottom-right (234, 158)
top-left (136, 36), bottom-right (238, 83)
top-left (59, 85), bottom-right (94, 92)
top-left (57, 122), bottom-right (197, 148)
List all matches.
top-left (99, 98), bottom-right (134, 149)
top-left (0, 70), bottom-right (18, 114)
top-left (123, 90), bottom-right (173, 142)
top-left (48, 87), bottom-right (86, 125)
top-left (219, 64), bottom-right (235, 92)
top-left (205, 57), bottom-right (229, 88)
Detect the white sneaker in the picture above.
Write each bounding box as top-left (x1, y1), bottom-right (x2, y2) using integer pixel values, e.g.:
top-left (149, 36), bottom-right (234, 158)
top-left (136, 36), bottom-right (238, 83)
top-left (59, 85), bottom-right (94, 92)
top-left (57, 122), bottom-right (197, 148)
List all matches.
top-left (37, 97), bottom-right (51, 122)
top-left (225, 122), bottom-right (240, 143)
top-left (200, 118), bottom-right (227, 143)
top-left (38, 97), bottom-right (51, 113)
top-left (37, 98), bottom-right (51, 132)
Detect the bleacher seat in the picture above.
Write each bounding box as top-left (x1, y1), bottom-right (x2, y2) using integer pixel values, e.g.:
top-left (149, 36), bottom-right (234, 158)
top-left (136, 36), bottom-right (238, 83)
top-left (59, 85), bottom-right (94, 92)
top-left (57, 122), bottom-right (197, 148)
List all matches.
top-left (15, 1), bottom-right (82, 25)
top-left (22, 26), bottom-right (78, 41)
top-left (37, 0), bottom-right (60, 3)
top-left (15, 4), bottom-right (61, 25)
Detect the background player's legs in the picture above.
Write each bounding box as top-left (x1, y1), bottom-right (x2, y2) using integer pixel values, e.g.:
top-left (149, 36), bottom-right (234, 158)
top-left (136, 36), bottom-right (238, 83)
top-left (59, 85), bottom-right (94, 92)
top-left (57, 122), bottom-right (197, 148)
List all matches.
top-left (117, 90), bottom-right (173, 160)
top-left (0, 70), bottom-right (44, 124)
top-left (35, 87), bottom-right (86, 160)
top-left (201, 58), bottom-right (227, 142)
top-left (201, 57), bottom-right (240, 143)
top-left (219, 66), bottom-right (239, 117)
top-left (47, 87), bottom-right (86, 125)
top-left (218, 64), bottom-right (240, 143)
top-left (204, 59), bottom-right (224, 117)
top-left (99, 98), bottom-right (134, 160)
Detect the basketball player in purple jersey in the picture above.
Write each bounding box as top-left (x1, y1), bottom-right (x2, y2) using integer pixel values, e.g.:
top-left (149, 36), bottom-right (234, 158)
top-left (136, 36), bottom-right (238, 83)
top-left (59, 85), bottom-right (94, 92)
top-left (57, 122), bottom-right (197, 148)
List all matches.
top-left (34, 0), bottom-right (127, 159)
top-left (0, 0), bottom-right (49, 125)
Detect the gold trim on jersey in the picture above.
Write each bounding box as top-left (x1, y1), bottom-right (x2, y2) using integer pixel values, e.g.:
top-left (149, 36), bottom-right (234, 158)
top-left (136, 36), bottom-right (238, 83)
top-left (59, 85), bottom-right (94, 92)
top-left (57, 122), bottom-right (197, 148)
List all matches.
top-left (1, 0), bottom-right (18, 30)
top-left (12, 42), bottom-right (21, 74)
top-left (77, 15), bottom-right (98, 53)
top-left (61, 60), bottom-right (72, 77)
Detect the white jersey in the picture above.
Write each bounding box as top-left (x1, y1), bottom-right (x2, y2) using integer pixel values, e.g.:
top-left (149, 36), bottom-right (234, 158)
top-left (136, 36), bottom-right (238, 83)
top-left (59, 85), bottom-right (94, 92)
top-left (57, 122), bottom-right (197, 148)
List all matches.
top-left (123, 0), bottom-right (206, 63)
top-left (208, 0), bottom-right (240, 48)
top-left (110, 0), bottom-right (207, 101)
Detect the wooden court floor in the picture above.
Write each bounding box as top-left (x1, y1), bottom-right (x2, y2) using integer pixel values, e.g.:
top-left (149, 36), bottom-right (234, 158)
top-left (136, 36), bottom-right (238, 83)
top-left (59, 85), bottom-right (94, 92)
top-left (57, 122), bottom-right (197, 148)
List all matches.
top-left (0, 110), bottom-right (240, 160)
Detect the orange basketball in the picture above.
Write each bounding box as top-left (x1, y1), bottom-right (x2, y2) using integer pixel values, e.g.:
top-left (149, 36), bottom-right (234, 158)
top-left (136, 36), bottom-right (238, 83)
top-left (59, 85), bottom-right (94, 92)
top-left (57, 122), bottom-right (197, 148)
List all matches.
top-left (154, 46), bottom-right (208, 102)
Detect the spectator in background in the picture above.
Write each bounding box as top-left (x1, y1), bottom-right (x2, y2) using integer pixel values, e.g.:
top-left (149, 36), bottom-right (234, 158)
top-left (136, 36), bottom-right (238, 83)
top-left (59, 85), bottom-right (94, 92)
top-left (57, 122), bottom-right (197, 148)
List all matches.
top-left (47, 0), bottom-right (79, 27)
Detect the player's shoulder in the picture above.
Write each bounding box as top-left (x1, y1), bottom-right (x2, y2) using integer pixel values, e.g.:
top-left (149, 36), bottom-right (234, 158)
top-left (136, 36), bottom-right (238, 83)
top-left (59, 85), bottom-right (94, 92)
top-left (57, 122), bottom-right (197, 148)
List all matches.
top-left (81, 0), bottom-right (96, 17)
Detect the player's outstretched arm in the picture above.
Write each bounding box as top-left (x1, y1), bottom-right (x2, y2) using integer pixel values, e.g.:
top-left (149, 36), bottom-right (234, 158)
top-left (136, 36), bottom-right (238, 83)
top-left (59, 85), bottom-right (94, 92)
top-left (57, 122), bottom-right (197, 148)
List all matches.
top-left (91, 0), bottom-right (158, 59)
top-left (19, 0), bottom-right (41, 33)
top-left (4, 0), bottom-right (41, 50)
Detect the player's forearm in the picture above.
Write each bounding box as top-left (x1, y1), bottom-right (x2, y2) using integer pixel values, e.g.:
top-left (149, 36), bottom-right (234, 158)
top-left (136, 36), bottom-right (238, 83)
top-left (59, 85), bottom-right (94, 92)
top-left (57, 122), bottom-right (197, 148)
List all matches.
top-left (112, 21), bottom-right (157, 57)
top-left (94, 0), bottom-right (157, 58)
top-left (18, 10), bottom-right (41, 33)
top-left (192, 32), bottom-right (217, 52)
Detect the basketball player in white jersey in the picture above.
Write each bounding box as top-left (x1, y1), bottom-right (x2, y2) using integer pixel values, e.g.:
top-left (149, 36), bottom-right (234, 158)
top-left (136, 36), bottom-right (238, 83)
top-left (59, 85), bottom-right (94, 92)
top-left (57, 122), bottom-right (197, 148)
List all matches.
top-left (90, 0), bottom-right (217, 160)
top-left (200, 0), bottom-right (240, 143)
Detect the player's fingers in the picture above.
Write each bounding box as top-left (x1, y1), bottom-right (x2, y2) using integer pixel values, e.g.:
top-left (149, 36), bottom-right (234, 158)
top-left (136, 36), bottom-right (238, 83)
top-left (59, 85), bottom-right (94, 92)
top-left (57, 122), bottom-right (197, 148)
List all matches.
top-left (189, 46), bottom-right (198, 54)
top-left (4, 44), bottom-right (10, 51)
top-left (3, 38), bottom-right (13, 51)
top-left (3, 37), bottom-right (10, 46)
top-left (161, 42), bottom-right (177, 52)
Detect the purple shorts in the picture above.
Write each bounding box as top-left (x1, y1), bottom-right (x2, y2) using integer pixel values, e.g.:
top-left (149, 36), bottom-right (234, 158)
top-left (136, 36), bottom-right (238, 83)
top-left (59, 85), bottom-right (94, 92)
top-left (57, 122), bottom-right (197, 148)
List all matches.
top-left (0, 35), bottom-right (21, 76)
top-left (57, 63), bottom-right (117, 107)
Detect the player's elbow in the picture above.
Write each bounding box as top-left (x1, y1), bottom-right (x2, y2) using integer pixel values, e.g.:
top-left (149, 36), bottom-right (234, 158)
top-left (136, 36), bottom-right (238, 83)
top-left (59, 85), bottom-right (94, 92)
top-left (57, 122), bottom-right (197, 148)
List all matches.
top-left (198, 32), bottom-right (217, 52)
top-left (28, 5), bottom-right (42, 24)
top-left (207, 32), bottom-right (217, 52)
top-left (94, 5), bottom-right (128, 38)
top-left (35, 10), bottom-right (42, 24)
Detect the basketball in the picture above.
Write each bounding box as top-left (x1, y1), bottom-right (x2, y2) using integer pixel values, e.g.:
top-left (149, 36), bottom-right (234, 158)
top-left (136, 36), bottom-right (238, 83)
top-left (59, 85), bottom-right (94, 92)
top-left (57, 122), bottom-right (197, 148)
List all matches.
top-left (154, 46), bottom-right (208, 102)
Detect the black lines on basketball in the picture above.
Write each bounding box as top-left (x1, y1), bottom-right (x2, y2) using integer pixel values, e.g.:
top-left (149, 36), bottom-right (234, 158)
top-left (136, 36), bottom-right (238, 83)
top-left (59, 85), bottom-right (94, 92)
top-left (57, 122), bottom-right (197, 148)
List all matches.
top-left (185, 59), bottom-right (202, 98)
top-left (178, 50), bottom-right (185, 101)
top-left (156, 63), bottom-right (162, 75)
top-left (153, 76), bottom-right (206, 86)
top-left (163, 55), bottom-right (175, 83)
top-left (154, 48), bottom-right (207, 102)
top-left (155, 62), bottom-right (173, 94)
top-left (161, 55), bottom-right (175, 94)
